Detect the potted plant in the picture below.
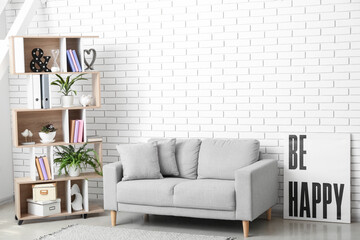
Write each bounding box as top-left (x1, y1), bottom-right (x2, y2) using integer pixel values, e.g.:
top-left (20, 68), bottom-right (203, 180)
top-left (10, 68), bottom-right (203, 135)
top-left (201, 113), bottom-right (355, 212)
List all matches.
top-left (53, 144), bottom-right (102, 177)
top-left (39, 124), bottom-right (56, 143)
top-left (51, 73), bottom-right (87, 107)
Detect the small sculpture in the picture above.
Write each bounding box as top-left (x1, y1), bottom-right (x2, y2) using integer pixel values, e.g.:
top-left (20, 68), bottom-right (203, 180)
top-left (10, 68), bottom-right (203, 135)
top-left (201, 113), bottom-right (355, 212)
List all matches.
top-left (84, 48), bottom-right (96, 70)
top-left (21, 129), bottom-right (35, 145)
top-left (80, 95), bottom-right (92, 107)
top-left (30, 48), bottom-right (51, 72)
top-left (71, 184), bottom-right (83, 211)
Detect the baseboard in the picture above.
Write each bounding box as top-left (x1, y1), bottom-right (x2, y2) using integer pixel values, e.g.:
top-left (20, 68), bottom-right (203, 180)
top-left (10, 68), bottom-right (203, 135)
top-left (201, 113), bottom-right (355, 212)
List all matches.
top-left (0, 195), bottom-right (14, 205)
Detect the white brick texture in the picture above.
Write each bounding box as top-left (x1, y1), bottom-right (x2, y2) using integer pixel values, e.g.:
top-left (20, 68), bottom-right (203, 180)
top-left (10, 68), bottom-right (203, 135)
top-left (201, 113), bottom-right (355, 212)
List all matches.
top-left (5, 0), bottom-right (360, 221)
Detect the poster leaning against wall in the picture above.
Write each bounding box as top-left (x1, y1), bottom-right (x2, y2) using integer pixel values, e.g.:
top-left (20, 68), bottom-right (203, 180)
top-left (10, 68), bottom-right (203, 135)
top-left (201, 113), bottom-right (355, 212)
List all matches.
top-left (284, 133), bottom-right (351, 223)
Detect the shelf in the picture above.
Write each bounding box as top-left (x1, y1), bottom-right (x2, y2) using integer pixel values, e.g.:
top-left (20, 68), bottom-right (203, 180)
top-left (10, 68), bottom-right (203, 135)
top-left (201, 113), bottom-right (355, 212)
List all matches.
top-left (18, 202), bottom-right (104, 221)
top-left (16, 140), bottom-right (102, 148)
top-left (13, 105), bottom-right (100, 112)
top-left (13, 36), bottom-right (99, 39)
top-left (13, 71), bottom-right (100, 76)
top-left (15, 172), bottom-right (102, 184)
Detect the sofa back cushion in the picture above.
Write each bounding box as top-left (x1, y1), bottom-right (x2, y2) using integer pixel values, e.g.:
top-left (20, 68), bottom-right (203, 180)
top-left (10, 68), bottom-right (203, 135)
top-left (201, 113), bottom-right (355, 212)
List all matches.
top-left (148, 138), bottom-right (179, 177)
top-left (197, 139), bottom-right (260, 180)
top-left (175, 139), bottom-right (202, 179)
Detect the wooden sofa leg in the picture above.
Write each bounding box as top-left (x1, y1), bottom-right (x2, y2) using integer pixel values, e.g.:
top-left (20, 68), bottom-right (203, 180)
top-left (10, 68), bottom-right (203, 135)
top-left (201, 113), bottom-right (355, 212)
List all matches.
top-left (266, 208), bottom-right (271, 221)
top-left (144, 214), bottom-right (149, 222)
top-left (111, 210), bottom-right (117, 226)
top-left (242, 221), bottom-right (249, 238)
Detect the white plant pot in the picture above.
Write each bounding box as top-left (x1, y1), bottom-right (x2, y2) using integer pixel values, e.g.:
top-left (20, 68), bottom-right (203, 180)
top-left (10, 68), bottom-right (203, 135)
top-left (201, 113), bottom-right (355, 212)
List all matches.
top-left (68, 165), bottom-right (80, 177)
top-left (62, 95), bottom-right (74, 107)
top-left (39, 131), bottom-right (56, 143)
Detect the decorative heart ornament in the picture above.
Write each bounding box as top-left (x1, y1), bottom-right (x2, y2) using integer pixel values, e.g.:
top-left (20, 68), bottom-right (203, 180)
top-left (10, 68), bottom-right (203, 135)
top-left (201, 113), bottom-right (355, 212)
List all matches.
top-left (84, 48), bottom-right (97, 70)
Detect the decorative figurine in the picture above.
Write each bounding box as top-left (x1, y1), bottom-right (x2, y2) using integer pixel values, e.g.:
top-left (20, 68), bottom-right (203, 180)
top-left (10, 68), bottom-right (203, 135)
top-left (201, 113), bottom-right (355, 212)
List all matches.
top-left (21, 129), bottom-right (35, 145)
top-left (80, 95), bottom-right (92, 107)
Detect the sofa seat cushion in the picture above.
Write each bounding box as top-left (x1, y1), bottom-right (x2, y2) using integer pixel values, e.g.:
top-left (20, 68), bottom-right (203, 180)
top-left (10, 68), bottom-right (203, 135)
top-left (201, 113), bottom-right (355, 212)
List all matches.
top-left (173, 179), bottom-right (235, 211)
top-left (117, 178), bottom-right (189, 207)
top-left (198, 138), bottom-right (260, 180)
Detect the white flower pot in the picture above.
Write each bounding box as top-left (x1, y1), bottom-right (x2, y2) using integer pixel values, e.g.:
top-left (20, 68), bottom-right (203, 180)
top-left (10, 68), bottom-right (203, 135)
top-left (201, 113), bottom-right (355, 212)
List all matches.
top-left (68, 165), bottom-right (80, 177)
top-left (39, 131), bottom-right (56, 143)
top-left (62, 95), bottom-right (74, 107)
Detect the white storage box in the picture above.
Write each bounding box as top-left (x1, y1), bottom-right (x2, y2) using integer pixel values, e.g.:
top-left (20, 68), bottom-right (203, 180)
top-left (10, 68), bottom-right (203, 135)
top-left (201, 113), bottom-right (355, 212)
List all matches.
top-left (32, 183), bottom-right (56, 202)
top-left (27, 198), bottom-right (61, 216)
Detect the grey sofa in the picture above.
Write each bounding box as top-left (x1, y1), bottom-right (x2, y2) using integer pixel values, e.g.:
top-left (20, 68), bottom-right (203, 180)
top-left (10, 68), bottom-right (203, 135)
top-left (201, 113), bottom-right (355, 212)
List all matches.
top-left (104, 138), bottom-right (278, 238)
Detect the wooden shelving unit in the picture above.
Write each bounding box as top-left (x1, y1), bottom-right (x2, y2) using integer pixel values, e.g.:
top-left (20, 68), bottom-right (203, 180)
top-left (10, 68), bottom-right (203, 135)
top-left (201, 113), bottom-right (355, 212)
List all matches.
top-left (9, 36), bottom-right (103, 225)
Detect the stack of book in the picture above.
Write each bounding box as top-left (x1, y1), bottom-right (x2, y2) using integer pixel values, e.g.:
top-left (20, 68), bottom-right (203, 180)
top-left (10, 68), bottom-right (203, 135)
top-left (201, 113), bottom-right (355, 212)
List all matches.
top-left (66, 49), bottom-right (82, 72)
top-left (35, 156), bottom-right (52, 180)
top-left (70, 120), bottom-right (84, 143)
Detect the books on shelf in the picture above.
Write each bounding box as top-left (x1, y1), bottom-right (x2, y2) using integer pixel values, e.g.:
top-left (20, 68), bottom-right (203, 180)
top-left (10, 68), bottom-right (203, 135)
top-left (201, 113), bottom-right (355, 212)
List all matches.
top-left (70, 120), bottom-right (84, 143)
top-left (35, 156), bottom-right (52, 180)
top-left (66, 49), bottom-right (82, 72)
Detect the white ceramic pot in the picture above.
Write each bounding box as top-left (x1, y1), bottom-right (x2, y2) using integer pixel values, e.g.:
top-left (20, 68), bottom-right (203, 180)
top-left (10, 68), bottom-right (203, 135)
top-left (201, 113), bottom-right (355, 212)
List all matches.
top-left (39, 131), bottom-right (56, 143)
top-left (68, 165), bottom-right (80, 177)
top-left (62, 95), bottom-right (74, 107)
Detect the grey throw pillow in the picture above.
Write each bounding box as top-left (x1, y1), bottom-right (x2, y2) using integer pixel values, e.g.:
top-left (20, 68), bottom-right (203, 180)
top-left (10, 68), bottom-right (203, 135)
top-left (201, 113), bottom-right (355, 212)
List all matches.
top-left (116, 142), bottom-right (163, 181)
top-left (148, 138), bottom-right (179, 176)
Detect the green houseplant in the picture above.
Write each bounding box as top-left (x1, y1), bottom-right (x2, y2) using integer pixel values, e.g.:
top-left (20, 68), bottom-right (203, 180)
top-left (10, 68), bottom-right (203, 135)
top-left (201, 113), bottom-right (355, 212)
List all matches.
top-left (39, 123), bottom-right (57, 143)
top-left (51, 73), bottom-right (87, 107)
top-left (53, 143), bottom-right (102, 177)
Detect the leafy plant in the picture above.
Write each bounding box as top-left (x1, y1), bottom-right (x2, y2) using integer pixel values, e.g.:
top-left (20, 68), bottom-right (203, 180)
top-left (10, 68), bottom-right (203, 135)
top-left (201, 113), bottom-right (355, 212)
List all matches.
top-left (53, 144), bottom-right (102, 176)
top-left (40, 124), bottom-right (56, 133)
top-left (51, 73), bottom-right (87, 96)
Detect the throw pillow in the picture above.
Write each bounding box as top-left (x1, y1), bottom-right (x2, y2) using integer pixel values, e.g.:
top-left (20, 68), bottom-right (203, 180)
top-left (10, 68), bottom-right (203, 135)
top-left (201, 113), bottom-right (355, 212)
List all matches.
top-left (148, 138), bottom-right (179, 176)
top-left (116, 142), bottom-right (163, 181)
top-left (175, 139), bottom-right (202, 179)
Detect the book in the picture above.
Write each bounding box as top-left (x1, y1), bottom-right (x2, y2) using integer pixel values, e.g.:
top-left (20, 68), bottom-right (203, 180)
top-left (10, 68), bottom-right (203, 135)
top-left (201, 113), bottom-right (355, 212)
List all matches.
top-left (70, 120), bottom-right (76, 143)
top-left (39, 157), bottom-right (48, 180)
top-left (77, 120), bottom-right (84, 142)
top-left (66, 50), bottom-right (76, 72)
top-left (42, 156), bottom-right (52, 180)
top-left (87, 136), bottom-right (102, 142)
top-left (40, 75), bottom-right (50, 109)
top-left (69, 50), bottom-right (79, 72)
top-left (74, 120), bottom-right (80, 143)
top-left (72, 50), bottom-right (82, 72)
top-left (35, 157), bottom-right (44, 180)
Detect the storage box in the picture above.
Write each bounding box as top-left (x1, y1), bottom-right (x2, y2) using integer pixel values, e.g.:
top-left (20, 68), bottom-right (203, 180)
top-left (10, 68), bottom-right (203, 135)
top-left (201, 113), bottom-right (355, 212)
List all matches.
top-left (27, 198), bottom-right (61, 216)
top-left (32, 183), bottom-right (57, 202)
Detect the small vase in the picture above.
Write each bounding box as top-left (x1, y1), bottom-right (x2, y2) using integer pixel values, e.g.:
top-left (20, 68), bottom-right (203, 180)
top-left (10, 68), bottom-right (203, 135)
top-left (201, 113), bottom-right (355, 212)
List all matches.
top-left (39, 131), bottom-right (56, 143)
top-left (68, 165), bottom-right (80, 177)
top-left (62, 95), bottom-right (74, 107)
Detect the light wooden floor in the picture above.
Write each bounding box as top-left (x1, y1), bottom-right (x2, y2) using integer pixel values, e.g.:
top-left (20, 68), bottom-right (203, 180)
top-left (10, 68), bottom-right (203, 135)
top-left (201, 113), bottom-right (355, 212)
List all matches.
top-left (1, 201), bottom-right (360, 240)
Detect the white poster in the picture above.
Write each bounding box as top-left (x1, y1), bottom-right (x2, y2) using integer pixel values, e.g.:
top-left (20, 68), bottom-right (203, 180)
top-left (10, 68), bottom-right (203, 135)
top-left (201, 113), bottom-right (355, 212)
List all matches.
top-left (284, 133), bottom-right (351, 223)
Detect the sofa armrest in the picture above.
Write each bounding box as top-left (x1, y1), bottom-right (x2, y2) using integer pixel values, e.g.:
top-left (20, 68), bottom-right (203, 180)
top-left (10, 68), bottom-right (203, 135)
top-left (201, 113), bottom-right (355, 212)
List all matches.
top-left (103, 161), bottom-right (123, 211)
top-left (235, 159), bottom-right (278, 221)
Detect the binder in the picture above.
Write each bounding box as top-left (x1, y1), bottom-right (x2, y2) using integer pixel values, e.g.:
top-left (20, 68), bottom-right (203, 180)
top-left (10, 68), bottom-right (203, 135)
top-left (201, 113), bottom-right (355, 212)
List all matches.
top-left (27, 77), bottom-right (34, 109)
top-left (32, 75), bottom-right (41, 109)
top-left (40, 75), bottom-right (50, 109)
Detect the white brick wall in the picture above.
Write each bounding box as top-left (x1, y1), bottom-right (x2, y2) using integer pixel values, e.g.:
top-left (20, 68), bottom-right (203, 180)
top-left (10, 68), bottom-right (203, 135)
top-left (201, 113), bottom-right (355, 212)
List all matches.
top-left (5, 0), bottom-right (360, 221)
